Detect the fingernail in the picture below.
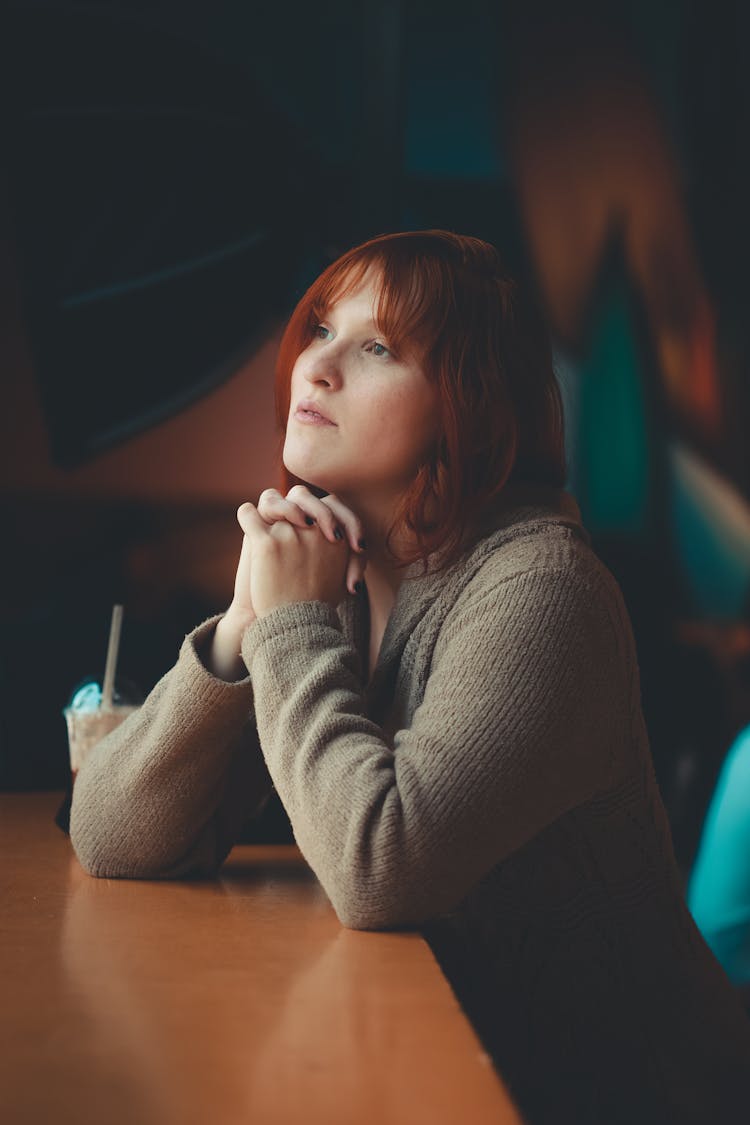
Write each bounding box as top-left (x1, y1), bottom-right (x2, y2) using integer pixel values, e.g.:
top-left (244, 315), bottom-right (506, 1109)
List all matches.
top-left (305, 516), bottom-right (315, 525)
top-left (354, 580), bottom-right (364, 593)
top-left (358, 538), bottom-right (367, 550)
top-left (334, 526), bottom-right (344, 540)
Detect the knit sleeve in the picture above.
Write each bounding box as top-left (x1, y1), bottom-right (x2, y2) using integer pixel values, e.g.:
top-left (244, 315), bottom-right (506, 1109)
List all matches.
top-left (241, 567), bottom-right (627, 929)
top-left (70, 614), bottom-right (274, 879)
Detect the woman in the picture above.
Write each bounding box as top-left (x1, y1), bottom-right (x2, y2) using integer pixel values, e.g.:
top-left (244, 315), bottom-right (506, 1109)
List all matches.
top-left (71, 230), bottom-right (750, 1123)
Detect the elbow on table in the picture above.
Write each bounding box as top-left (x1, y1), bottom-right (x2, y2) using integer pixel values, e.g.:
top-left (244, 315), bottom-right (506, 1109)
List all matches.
top-left (69, 827), bottom-right (149, 879)
top-left (313, 852), bottom-right (445, 931)
top-left (69, 820), bottom-right (223, 882)
top-left (329, 884), bottom-right (430, 932)
top-left (69, 828), bottom-right (142, 880)
top-left (68, 790), bottom-right (162, 879)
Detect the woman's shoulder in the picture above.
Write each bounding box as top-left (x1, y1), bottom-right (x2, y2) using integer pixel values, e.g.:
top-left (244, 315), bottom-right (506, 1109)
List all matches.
top-left (452, 515), bottom-right (629, 630)
top-left (473, 512), bottom-right (613, 586)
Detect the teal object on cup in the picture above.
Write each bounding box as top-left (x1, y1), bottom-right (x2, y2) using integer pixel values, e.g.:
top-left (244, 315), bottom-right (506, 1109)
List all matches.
top-left (63, 675), bottom-right (144, 781)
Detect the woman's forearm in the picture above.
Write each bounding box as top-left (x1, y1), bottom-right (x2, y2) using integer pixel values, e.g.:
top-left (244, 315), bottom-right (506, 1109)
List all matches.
top-left (69, 614), bottom-right (269, 879)
top-left (203, 607), bottom-right (257, 682)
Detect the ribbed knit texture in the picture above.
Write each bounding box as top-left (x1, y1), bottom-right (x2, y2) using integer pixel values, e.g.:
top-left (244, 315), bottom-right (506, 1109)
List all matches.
top-left (70, 483), bottom-right (750, 1123)
top-left (70, 616), bottom-right (274, 877)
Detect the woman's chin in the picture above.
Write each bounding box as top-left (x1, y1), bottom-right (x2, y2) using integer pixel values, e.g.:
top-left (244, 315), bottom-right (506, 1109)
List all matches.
top-left (282, 451), bottom-right (336, 494)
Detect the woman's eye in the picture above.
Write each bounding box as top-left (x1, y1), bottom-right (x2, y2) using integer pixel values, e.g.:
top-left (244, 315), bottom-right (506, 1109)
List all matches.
top-left (312, 325), bottom-right (391, 359)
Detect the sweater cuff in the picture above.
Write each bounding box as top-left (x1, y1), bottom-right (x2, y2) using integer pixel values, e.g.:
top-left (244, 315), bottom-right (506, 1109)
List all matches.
top-left (240, 600), bottom-right (343, 669)
top-left (240, 598), bottom-right (339, 652)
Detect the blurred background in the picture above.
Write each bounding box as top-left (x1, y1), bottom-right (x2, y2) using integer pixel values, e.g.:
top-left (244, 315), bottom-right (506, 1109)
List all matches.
top-left (3, 0), bottom-right (750, 905)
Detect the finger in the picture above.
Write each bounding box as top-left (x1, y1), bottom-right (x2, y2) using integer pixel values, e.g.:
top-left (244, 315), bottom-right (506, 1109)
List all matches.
top-left (321, 495), bottom-right (368, 555)
top-left (320, 493), bottom-right (368, 554)
top-left (284, 486), bottom-right (344, 544)
top-left (345, 553), bottom-right (367, 597)
top-left (286, 486), bottom-right (366, 552)
top-left (236, 501), bottom-right (272, 540)
top-left (257, 488), bottom-right (316, 530)
top-left (238, 504), bottom-right (299, 555)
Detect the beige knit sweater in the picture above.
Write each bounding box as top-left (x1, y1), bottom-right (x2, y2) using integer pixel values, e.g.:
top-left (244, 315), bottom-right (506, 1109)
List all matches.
top-left (70, 483), bottom-right (750, 1124)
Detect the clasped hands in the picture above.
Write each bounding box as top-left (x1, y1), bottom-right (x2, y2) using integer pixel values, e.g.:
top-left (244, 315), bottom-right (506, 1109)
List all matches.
top-left (228, 485), bottom-right (368, 626)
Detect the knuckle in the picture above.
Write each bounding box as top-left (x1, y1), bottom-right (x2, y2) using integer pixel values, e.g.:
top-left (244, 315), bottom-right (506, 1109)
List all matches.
top-left (286, 484), bottom-right (309, 500)
top-left (261, 528), bottom-right (282, 551)
top-left (236, 502), bottom-right (252, 524)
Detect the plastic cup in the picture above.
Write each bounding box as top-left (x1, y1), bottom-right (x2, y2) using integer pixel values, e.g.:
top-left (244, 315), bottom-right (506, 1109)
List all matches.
top-left (64, 676), bottom-right (144, 783)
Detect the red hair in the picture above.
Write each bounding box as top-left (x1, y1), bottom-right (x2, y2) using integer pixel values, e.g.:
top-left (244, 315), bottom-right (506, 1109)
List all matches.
top-left (274, 229), bottom-right (567, 575)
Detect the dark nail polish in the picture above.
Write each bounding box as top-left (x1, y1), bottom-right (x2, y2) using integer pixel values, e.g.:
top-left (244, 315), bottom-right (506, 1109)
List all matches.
top-left (354, 580), bottom-right (364, 594)
top-left (358, 538), bottom-right (367, 550)
top-left (334, 526), bottom-right (344, 540)
top-left (305, 516), bottom-right (315, 525)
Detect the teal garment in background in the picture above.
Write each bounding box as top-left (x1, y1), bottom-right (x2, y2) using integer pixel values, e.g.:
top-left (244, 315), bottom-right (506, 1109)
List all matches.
top-left (687, 725), bottom-right (750, 986)
top-left (667, 439), bottom-right (750, 620)
top-left (553, 286), bottom-right (653, 539)
top-left (554, 277), bottom-right (750, 620)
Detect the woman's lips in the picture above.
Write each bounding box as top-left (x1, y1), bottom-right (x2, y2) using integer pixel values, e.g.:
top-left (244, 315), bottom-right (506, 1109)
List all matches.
top-left (294, 409), bottom-right (337, 426)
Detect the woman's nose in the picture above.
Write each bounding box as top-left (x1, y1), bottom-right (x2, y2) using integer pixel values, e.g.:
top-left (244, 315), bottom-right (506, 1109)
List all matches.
top-left (303, 351), bottom-right (343, 388)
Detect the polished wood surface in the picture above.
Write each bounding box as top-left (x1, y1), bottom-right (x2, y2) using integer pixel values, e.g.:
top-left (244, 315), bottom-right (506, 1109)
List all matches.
top-left (0, 793), bottom-right (522, 1125)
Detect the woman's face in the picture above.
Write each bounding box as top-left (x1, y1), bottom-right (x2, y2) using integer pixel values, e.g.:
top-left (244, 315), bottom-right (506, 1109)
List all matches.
top-left (283, 271), bottom-right (440, 506)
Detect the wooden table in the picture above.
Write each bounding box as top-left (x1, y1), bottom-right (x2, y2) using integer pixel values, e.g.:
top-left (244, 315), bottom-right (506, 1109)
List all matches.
top-left (0, 793), bottom-right (522, 1125)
